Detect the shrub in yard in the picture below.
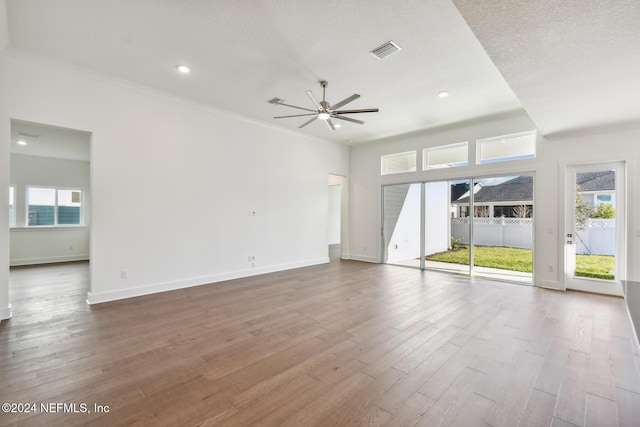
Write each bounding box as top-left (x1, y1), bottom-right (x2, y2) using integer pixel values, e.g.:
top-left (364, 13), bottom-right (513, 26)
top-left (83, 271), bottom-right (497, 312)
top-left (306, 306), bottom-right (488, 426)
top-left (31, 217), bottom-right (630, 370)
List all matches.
top-left (594, 203), bottom-right (615, 219)
top-left (450, 236), bottom-right (464, 250)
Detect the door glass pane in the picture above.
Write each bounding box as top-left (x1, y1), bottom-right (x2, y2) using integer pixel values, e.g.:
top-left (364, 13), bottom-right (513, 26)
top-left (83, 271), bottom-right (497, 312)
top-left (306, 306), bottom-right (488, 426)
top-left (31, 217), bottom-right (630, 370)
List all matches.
top-left (383, 183), bottom-right (421, 267)
top-left (471, 175), bottom-right (534, 284)
top-left (573, 170), bottom-right (616, 280)
top-left (425, 180), bottom-right (471, 275)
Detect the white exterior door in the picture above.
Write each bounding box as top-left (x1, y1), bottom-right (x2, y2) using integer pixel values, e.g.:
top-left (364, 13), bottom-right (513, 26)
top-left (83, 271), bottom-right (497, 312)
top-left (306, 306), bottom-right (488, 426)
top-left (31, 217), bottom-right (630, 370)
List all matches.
top-left (564, 162), bottom-right (625, 296)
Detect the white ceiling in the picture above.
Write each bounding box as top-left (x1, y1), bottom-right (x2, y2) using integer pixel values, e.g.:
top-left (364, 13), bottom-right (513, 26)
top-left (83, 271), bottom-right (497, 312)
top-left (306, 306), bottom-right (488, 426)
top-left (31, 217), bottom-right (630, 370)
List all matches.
top-left (4, 0), bottom-right (640, 145)
top-left (11, 120), bottom-right (90, 161)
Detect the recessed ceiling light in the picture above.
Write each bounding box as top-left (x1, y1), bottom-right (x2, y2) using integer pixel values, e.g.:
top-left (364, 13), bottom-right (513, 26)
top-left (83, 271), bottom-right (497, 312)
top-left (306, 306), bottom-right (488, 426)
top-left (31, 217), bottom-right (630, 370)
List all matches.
top-left (438, 91), bottom-right (449, 98)
top-left (17, 140), bottom-right (27, 146)
top-left (176, 65), bottom-right (190, 74)
top-left (334, 123), bottom-right (341, 128)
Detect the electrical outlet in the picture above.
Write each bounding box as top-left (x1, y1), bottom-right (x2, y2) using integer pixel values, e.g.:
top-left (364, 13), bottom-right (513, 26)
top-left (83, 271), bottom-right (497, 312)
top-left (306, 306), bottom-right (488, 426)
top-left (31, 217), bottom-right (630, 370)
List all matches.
top-left (547, 265), bottom-right (553, 272)
top-left (121, 270), bottom-right (128, 279)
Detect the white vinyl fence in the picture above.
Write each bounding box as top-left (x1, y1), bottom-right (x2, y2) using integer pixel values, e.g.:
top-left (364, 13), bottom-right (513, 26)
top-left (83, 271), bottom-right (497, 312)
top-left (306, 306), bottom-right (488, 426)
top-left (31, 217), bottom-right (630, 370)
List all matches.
top-left (451, 217), bottom-right (615, 255)
top-left (574, 219), bottom-right (616, 256)
top-left (451, 217), bottom-right (533, 249)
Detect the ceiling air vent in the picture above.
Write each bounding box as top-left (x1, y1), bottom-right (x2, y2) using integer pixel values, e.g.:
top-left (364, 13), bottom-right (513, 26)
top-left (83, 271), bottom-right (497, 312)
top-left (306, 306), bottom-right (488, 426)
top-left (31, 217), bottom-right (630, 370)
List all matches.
top-left (370, 41), bottom-right (401, 59)
top-left (267, 97), bottom-right (285, 104)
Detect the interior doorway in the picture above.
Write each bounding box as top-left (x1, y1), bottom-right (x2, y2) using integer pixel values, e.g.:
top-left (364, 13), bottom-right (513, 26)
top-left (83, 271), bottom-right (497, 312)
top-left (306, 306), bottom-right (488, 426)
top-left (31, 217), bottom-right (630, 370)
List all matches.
top-left (8, 119), bottom-right (92, 314)
top-left (564, 162), bottom-right (625, 296)
top-left (328, 174), bottom-right (344, 260)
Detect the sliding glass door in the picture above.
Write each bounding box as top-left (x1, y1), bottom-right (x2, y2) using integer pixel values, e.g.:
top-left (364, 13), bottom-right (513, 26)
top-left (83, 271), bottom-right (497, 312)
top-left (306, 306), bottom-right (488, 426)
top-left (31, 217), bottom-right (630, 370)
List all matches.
top-left (383, 174), bottom-right (534, 285)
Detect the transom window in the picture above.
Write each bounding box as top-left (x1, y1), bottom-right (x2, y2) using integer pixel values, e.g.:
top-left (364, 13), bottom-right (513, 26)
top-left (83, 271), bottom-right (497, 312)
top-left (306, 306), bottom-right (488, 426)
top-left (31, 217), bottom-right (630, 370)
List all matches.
top-left (423, 142), bottom-right (468, 170)
top-left (476, 130), bottom-right (536, 164)
top-left (381, 151), bottom-right (417, 175)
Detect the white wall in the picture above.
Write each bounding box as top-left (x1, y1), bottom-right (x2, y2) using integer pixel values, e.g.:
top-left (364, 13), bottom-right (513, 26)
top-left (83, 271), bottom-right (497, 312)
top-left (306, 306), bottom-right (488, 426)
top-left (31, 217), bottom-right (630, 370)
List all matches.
top-left (348, 111), bottom-right (640, 290)
top-left (0, 49), bottom-right (348, 315)
top-left (10, 153), bottom-right (90, 265)
top-left (0, 0), bottom-right (7, 52)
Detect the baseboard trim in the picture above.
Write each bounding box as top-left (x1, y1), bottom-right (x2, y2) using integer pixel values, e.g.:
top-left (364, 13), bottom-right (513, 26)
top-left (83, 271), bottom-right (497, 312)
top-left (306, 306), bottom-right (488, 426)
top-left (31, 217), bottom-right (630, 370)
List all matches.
top-left (86, 257), bottom-right (330, 305)
top-left (0, 305), bottom-right (12, 321)
top-left (10, 255), bottom-right (90, 267)
top-left (342, 254), bottom-right (379, 263)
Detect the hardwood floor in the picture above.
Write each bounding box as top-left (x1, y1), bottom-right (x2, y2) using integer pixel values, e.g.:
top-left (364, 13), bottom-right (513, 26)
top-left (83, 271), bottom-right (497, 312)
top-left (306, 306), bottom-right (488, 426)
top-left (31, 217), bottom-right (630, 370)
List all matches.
top-left (1, 260), bottom-right (640, 426)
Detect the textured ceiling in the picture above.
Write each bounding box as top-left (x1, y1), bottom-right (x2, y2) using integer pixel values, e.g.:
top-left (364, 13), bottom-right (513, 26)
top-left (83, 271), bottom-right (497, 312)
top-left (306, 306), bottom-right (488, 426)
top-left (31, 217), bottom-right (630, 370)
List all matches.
top-left (453, 0), bottom-right (640, 137)
top-left (4, 0), bottom-right (522, 144)
top-left (5, 0), bottom-right (638, 144)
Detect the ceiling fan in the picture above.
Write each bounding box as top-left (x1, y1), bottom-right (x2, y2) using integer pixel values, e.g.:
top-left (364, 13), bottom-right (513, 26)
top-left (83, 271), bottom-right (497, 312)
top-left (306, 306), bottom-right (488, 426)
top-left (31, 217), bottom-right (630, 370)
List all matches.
top-left (270, 81), bottom-right (379, 131)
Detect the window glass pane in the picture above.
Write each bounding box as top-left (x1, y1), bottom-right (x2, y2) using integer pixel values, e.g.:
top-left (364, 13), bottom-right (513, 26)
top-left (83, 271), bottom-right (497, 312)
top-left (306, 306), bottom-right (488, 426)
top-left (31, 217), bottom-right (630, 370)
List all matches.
top-left (477, 130), bottom-right (536, 164)
top-left (28, 187), bottom-right (56, 226)
top-left (57, 189), bottom-right (82, 225)
top-left (9, 186), bottom-right (15, 226)
top-left (423, 142), bottom-right (468, 170)
top-left (381, 151), bottom-right (417, 175)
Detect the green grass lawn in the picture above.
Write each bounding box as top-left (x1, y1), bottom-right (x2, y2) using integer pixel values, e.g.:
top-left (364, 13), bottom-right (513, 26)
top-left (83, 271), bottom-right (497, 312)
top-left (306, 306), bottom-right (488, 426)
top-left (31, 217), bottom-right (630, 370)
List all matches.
top-left (426, 245), bottom-right (615, 280)
top-left (575, 255), bottom-right (615, 280)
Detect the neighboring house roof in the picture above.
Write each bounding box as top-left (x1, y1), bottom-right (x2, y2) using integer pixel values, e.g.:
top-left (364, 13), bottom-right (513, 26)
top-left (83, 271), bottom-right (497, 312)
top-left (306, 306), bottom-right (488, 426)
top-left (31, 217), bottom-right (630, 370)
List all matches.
top-left (450, 183), bottom-right (472, 202)
top-left (456, 176), bottom-right (533, 204)
top-left (454, 172), bottom-right (614, 205)
top-left (576, 171), bottom-right (615, 192)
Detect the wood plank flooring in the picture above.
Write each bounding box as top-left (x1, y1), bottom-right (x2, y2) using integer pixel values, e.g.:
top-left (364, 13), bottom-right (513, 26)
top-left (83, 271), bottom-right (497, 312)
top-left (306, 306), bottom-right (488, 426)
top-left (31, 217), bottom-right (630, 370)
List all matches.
top-left (1, 260), bottom-right (640, 426)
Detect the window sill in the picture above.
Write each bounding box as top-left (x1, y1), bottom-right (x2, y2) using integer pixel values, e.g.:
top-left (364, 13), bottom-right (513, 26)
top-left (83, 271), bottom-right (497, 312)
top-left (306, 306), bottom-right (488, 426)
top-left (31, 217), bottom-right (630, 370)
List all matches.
top-left (10, 225), bottom-right (88, 232)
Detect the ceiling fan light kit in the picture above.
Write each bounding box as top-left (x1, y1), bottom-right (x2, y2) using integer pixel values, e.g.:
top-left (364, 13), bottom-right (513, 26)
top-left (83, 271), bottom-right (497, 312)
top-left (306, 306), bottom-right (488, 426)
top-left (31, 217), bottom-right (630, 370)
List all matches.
top-left (271, 81), bottom-right (379, 131)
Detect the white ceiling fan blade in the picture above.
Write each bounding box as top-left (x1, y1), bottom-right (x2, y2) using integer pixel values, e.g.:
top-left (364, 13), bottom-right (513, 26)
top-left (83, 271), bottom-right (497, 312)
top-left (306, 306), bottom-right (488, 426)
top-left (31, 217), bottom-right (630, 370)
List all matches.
top-left (335, 108), bottom-right (379, 114)
top-left (274, 113), bottom-right (318, 119)
top-left (305, 90), bottom-right (322, 111)
top-left (332, 115), bottom-right (364, 125)
top-left (330, 94), bottom-right (360, 110)
top-left (275, 102), bottom-right (316, 112)
top-left (325, 118), bottom-right (336, 131)
top-left (299, 116), bottom-right (318, 128)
